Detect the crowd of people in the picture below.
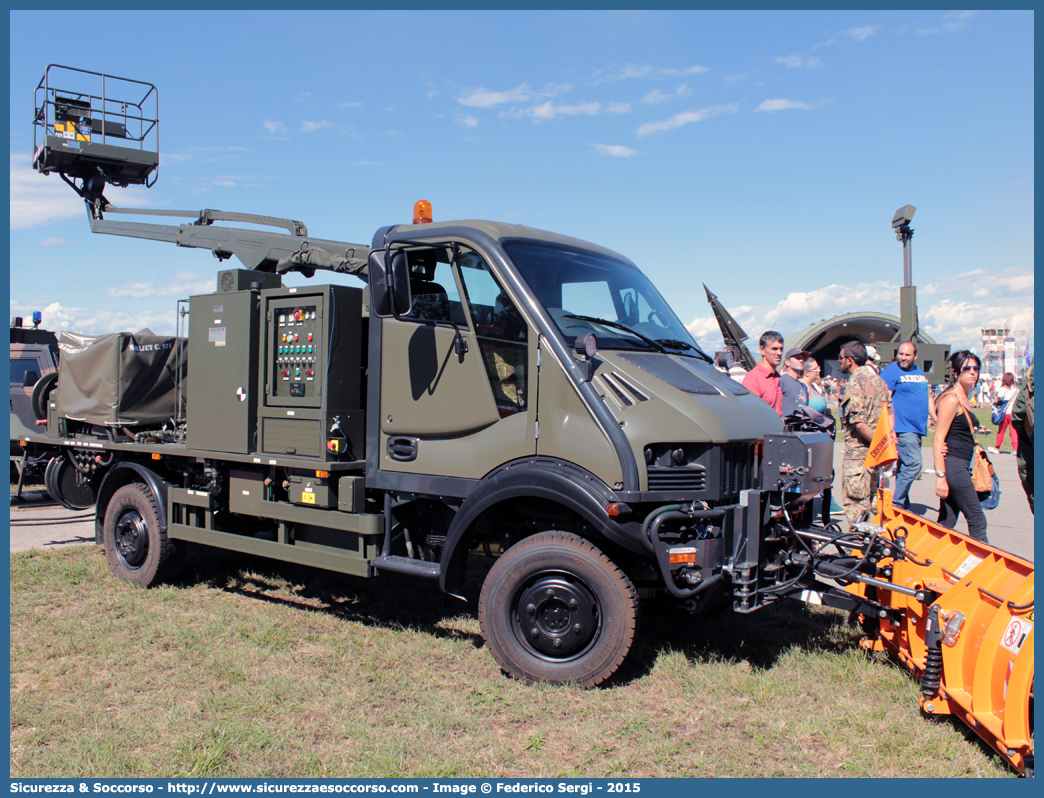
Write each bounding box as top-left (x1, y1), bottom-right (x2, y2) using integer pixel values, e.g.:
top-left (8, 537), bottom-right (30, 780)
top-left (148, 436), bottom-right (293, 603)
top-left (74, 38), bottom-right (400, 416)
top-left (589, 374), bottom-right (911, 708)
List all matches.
top-left (716, 334), bottom-right (1035, 542)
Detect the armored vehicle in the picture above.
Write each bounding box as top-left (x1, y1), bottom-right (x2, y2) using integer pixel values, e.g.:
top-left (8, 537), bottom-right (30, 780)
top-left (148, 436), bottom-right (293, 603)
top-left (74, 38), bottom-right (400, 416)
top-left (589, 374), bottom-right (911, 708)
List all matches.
top-left (10, 312), bottom-right (59, 493)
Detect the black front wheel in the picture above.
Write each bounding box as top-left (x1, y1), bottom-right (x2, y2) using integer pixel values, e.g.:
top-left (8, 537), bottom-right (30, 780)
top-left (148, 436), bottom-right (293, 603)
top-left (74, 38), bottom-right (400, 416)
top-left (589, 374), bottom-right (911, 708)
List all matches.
top-left (478, 531), bottom-right (637, 687)
top-left (102, 483), bottom-right (178, 587)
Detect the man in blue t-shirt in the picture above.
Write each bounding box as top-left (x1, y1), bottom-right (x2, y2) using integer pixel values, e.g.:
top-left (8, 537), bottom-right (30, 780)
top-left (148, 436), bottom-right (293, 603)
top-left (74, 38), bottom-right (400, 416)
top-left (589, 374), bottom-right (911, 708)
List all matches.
top-left (880, 341), bottom-right (936, 510)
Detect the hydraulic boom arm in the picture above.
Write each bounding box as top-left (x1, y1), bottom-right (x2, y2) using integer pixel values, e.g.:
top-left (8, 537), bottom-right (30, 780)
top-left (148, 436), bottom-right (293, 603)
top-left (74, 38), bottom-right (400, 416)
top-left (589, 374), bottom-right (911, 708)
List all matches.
top-left (83, 196), bottom-right (371, 279)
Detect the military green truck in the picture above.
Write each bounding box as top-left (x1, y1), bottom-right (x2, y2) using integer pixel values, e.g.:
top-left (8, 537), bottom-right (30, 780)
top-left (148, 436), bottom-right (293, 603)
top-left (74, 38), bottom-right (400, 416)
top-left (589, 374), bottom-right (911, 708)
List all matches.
top-left (23, 65), bottom-right (903, 688)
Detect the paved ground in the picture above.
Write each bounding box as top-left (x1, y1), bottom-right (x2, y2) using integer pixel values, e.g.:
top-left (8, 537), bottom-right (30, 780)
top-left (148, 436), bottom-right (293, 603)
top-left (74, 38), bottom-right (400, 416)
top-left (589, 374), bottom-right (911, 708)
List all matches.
top-left (9, 444), bottom-right (1034, 563)
top-left (830, 440), bottom-right (1034, 563)
top-left (9, 493), bottom-right (95, 553)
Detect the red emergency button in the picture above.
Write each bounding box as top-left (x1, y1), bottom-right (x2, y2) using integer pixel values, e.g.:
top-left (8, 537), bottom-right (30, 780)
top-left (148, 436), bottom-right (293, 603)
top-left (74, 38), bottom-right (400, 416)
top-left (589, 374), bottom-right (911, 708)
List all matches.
top-left (294, 309), bottom-right (302, 322)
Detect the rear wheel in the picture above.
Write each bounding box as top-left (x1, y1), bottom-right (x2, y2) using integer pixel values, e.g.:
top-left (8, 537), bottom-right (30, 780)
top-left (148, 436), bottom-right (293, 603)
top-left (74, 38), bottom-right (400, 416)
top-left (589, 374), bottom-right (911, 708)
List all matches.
top-left (478, 531), bottom-right (637, 687)
top-left (102, 483), bottom-right (177, 587)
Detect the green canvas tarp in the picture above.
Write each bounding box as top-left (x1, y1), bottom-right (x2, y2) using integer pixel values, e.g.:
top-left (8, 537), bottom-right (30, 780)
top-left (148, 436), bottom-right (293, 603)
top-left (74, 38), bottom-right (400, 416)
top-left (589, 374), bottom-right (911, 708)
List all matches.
top-left (55, 330), bottom-right (188, 427)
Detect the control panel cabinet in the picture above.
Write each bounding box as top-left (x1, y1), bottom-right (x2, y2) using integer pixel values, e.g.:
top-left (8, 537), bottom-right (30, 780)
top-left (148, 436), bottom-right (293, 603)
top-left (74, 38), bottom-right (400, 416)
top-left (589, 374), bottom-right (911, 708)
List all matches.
top-left (259, 285), bottom-right (364, 461)
top-left (187, 290), bottom-right (261, 454)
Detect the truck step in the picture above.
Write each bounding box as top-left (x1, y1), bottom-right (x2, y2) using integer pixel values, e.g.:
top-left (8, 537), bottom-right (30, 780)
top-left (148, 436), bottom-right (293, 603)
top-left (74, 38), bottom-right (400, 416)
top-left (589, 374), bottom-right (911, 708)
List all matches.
top-left (371, 555), bottom-right (441, 579)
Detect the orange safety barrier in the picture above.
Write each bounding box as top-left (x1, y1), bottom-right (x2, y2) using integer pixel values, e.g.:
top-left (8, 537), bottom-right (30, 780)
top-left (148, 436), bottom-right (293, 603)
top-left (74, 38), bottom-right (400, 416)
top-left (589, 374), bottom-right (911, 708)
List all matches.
top-left (848, 489), bottom-right (1034, 776)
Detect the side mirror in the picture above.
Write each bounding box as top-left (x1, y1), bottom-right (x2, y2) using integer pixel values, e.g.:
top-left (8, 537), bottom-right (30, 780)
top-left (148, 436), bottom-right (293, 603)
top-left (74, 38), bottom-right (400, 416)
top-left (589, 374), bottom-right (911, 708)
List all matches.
top-left (368, 251), bottom-right (391, 316)
top-left (389, 250), bottom-right (412, 317)
top-left (367, 249), bottom-right (413, 318)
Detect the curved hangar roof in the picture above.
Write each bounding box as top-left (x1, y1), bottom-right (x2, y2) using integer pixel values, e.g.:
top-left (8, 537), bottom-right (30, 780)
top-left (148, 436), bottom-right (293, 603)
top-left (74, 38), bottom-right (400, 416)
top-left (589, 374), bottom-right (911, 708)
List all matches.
top-left (785, 312), bottom-right (938, 380)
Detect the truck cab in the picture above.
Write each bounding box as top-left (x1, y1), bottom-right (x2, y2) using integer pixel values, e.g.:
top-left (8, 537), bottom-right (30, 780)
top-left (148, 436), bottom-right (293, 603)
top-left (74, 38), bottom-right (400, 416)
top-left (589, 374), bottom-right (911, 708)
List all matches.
top-left (368, 219), bottom-right (782, 511)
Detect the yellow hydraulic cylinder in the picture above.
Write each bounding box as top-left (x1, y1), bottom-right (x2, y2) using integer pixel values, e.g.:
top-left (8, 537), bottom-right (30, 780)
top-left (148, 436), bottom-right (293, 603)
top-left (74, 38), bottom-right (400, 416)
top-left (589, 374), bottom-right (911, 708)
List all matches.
top-left (847, 489), bottom-right (1034, 776)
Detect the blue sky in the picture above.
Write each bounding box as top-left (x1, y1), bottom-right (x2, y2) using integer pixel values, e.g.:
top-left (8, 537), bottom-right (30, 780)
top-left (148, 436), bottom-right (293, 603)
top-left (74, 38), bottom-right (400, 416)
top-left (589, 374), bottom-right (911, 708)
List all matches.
top-left (9, 9), bottom-right (1034, 356)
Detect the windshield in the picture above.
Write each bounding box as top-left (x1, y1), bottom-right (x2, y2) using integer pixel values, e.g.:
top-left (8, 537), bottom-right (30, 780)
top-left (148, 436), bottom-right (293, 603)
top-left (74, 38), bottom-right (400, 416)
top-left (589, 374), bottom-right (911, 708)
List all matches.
top-left (503, 240), bottom-right (708, 358)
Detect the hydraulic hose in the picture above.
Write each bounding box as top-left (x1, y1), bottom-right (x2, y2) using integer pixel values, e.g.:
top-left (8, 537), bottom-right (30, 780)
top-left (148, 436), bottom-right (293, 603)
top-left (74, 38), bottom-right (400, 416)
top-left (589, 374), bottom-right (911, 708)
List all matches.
top-left (645, 507), bottom-right (727, 599)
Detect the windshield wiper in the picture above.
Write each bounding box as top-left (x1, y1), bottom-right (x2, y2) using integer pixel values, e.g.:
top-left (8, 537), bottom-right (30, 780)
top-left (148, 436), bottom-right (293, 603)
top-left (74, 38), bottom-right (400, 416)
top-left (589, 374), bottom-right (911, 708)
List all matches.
top-left (562, 314), bottom-right (667, 353)
top-left (656, 338), bottom-right (714, 363)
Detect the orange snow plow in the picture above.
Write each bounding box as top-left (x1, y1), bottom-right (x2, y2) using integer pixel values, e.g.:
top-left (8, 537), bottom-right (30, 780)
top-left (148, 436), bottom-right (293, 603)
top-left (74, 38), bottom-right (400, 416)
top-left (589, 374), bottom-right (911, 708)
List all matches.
top-left (847, 491), bottom-right (1034, 776)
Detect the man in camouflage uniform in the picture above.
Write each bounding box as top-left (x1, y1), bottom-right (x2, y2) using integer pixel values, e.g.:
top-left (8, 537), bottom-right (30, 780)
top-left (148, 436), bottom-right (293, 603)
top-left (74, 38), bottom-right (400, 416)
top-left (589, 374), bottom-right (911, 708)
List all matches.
top-left (839, 341), bottom-right (890, 527)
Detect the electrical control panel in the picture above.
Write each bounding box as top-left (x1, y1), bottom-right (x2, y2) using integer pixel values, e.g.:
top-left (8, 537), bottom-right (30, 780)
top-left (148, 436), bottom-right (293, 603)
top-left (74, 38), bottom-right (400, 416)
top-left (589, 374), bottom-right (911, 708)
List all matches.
top-left (258, 285), bottom-right (365, 461)
top-left (269, 301), bottom-right (323, 404)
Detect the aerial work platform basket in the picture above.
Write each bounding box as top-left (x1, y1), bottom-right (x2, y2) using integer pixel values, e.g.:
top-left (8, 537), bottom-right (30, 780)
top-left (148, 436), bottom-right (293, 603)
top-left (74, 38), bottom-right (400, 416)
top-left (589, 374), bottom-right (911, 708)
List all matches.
top-left (33, 64), bottom-right (158, 188)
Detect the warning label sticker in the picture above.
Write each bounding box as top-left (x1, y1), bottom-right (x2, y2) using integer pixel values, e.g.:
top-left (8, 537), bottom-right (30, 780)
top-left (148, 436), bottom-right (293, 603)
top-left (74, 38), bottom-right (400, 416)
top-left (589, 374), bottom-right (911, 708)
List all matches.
top-left (952, 554), bottom-right (983, 579)
top-left (209, 327), bottom-right (227, 347)
top-left (1000, 616), bottom-right (1032, 656)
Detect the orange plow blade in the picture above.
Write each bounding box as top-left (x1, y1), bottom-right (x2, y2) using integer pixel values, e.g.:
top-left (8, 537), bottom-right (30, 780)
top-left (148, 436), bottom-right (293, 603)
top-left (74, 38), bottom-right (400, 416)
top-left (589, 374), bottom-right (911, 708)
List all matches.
top-left (847, 491), bottom-right (1034, 775)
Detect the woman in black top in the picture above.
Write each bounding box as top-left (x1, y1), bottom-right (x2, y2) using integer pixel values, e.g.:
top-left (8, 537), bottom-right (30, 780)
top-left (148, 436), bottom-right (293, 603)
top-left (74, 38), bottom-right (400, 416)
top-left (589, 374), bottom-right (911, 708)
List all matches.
top-left (932, 350), bottom-right (988, 542)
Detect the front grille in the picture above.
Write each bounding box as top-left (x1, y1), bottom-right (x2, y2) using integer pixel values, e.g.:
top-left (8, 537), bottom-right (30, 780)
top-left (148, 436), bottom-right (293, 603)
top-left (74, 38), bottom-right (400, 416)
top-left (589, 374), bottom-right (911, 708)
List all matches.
top-left (647, 465), bottom-right (707, 492)
top-left (720, 442), bottom-right (762, 495)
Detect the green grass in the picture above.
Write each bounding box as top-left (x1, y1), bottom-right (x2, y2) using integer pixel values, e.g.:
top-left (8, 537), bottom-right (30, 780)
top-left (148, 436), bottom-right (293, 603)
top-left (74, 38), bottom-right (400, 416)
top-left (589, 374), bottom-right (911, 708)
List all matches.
top-left (11, 545), bottom-right (1015, 778)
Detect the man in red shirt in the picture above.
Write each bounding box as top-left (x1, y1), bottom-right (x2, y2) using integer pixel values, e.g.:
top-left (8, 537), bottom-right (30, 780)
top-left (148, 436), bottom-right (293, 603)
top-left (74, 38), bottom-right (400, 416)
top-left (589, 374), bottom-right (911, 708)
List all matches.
top-left (742, 331), bottom-right (784, 417)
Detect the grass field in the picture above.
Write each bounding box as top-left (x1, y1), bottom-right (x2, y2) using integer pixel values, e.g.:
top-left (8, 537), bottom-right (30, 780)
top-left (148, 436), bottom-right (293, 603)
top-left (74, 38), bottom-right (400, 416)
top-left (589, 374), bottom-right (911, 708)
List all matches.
top-left (10, 544), bottom-right (1014, 778)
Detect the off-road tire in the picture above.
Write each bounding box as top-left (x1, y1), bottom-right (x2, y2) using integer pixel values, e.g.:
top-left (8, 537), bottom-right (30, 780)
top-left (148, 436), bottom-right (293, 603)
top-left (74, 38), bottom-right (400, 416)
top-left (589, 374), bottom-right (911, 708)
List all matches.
top-left (478, 531), bottom-right (637, 687)
top-left (102, 483), bottom-right (178, 587)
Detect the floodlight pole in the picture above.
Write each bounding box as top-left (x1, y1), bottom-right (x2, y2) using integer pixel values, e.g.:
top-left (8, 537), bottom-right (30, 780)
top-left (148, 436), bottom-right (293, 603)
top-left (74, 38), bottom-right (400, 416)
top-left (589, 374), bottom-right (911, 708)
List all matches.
top-left (897, 221), bottom-right (914, 288)
top-left (892, 206), bottom-right (917, 343)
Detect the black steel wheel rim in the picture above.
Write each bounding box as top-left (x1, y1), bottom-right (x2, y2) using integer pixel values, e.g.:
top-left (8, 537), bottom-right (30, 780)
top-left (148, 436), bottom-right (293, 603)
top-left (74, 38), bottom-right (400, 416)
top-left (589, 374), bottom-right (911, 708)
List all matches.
top-left (512, 571), bottom-right (601, 661)
top-left (114, 507), bottom-right (149, 569)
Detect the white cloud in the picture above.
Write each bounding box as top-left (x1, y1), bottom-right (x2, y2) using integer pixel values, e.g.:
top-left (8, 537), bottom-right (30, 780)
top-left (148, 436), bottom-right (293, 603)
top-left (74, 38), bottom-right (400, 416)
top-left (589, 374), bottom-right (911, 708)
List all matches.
top-left (635, 104), bottom-right (738, 136)
top-left (687, 268), bottom-right (1034, 356)
top-left (606, 102), bottom-right (632, 114)
top-left (10, 153), bottom-right (151, 230)
top-left (591, 144), bottom-right (640, 158)
top-left (918, 11), bottom-right (977, 35)
top-left (158, 146), bottom-right (253, 163)
top-left (775, 54), bottom-right (823, 68)
top-left (642, 90), bottom-right (673, 105)
top-left (756, 98), bottom-right (813, 113)
top-left (8, 301), bottom-right (180, 337)
top-left (847, 25), bottom-right (882, 40)
top-left (524, 101), bottom-right (601, 120)
top-left (107, 272), bottom-right (214, 299)
top-left (263, 120), bottom-right (287, 136)
top-left (38, 237), bottom-right (74, 247)
top-left (676, 84), bottom-right (693, 98)
top-left (299, 120), bottom-right (333, 133)
top-left (458, 84), bottom-right (534, 108)
top-left (458, 114), bottom-right (479, 128)
top-left (601, 64), bottom-right (709, 81)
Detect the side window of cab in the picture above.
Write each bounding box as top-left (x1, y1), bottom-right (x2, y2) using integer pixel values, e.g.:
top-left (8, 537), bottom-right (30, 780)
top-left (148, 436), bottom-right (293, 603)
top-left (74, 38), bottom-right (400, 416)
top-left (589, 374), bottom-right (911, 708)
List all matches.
top-left (456, 251), bottom-right (529, 417)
